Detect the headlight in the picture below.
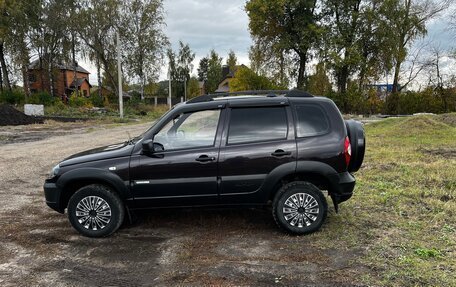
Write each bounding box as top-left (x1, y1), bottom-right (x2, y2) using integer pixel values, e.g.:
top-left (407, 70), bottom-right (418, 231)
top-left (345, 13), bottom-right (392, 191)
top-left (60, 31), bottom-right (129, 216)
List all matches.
top-left (48, 164), bottom-right (60, 179)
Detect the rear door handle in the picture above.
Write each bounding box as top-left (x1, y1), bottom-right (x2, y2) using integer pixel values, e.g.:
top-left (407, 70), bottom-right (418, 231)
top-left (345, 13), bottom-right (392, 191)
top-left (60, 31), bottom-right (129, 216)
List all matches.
top-left (195, 155), bottom-right (216, 162)
top-left (271, 149), bottom-right (291, 157)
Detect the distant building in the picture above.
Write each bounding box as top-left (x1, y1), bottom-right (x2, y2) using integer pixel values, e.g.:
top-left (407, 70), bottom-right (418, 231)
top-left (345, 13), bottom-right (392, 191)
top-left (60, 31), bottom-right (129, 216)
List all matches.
top-left (366, 83), bottom-right (402, 100)
top-left (91, 86), bottom-right (132, 101)
top-left (28, 59), bottom-right (92, 99)
top-left (215, 64), bottom-right (247, 93)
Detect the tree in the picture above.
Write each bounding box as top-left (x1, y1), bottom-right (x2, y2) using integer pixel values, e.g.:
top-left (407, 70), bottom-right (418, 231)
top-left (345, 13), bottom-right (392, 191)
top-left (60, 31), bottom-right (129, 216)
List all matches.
top-left (226, 50), bottom-right (237, 72)
top-left (0, 0), bottom-right (41, 94)
top-left (356, 1), bottom-right (396, 89)
top-left (246, 0), bottom-right (321, 89)
top-left (197, 57), bottom-right (208, 82)
top-left (0, 0), bottom-right (15, 92)
top-left (122, 0), bottom-right (168, 100)
top-left (166, 48), bottom-right (179, 97)
top-left (206, 50), bottom-right (222, 93)
top-left (230, 66), bottom-right (285, 92)
top-left (197, 57), bottom-right (208, 94)
top-left (176, 41), bottom-right (195, 100)
top-left (187, 76), bottom-right (200, 99)
top-left (385, 0), bottom-right (448, 93)
top-left (307, 62), bottom-right (332, 96)
top-left (0, 41), bottom-right (10, 92)
top-left (249, 41), bottom-right (291, 88)
top-left (323, 0), bottom-right (364, 99)
top-left (78, 0), bottom-right (120, 96)
top-left (27, 0), bottom-right (75, 98)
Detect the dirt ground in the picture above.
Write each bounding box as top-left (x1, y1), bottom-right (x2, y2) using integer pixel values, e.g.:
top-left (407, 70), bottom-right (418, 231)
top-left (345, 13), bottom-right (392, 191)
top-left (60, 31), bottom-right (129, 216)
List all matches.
top-left (0, 121), bottom-right (369, 286)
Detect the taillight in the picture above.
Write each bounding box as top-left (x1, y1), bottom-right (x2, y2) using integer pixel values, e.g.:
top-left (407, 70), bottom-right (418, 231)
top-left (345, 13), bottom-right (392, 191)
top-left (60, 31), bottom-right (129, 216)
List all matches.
top-left (344, 136), bottom-right (351, 167)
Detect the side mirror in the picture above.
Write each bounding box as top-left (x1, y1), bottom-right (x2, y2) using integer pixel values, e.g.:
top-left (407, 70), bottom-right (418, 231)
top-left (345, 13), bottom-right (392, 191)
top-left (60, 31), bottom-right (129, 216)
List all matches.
top-left (142, 139), bottom-right (164, 157)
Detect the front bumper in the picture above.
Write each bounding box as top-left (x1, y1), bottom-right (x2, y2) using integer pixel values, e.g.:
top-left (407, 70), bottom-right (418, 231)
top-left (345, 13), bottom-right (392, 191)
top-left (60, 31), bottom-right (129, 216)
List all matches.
top-left (327, 171), bottom-right (356, 204)
top-left (44, 181), bottom-right (64, 213)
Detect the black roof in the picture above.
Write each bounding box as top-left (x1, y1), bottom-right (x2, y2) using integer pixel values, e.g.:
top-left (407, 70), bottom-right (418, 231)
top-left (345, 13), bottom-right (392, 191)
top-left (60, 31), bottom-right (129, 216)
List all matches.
top-left (186, 90), bottom-right (313, 104)
top-left (28, 59), bottom-right (90, 74)
top-left (69, 78), bottom-right (92, 88)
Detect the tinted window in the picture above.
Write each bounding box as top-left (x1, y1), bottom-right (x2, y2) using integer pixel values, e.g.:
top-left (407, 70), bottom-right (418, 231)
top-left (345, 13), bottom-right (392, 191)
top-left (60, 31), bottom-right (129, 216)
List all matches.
top-left (295, 105), bottom-right (329, 137)
top-left (154, 109), bottom-right (220, 150)
top-left (228, 107), bottom-right (288, 144)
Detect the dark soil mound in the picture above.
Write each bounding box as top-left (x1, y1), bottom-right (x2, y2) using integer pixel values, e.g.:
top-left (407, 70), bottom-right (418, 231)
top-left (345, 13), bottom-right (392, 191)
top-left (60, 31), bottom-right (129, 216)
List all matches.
top-left (0, 104), bottom-right (44, 126)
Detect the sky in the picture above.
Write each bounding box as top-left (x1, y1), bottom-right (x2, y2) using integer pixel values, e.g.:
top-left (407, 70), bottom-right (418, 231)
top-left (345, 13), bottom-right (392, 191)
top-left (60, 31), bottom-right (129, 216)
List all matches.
top-left (84, 0), bottom-right (455, 87)
top-left (163, 0), bottom-right (251, 70)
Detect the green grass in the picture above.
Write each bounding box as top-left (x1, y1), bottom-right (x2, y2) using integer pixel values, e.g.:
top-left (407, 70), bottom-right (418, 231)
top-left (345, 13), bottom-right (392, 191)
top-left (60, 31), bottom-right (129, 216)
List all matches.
top-left (317, 114), bottom-right (456, 286)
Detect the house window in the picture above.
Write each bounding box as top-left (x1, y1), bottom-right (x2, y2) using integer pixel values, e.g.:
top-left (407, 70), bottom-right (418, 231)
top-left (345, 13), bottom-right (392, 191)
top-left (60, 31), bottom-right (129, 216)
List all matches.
top-left (83, 90), bottom-right (88, 97)
top-left (28, 74), bottom-right (36, 83)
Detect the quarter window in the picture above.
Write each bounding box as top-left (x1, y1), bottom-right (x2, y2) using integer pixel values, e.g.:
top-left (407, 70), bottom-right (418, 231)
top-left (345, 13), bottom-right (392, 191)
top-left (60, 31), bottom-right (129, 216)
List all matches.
top-left (295, 105), bottom-right (329, 137)
top-left (228, 107), bottom-right (288, 144)
top-left (154, 109), bottom-right (220, 150)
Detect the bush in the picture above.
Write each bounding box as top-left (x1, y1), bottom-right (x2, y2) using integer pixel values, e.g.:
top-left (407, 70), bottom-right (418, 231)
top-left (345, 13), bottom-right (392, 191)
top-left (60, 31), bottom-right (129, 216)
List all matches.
top-left (69, 93), bottom-right (92, 108)
top-left (384, 87), bottom-right (455, 115)
top-left (45, 100), bottom-right (68, 115)
top-left (89, 93), bottom-right (104, 107)
top-left (28, 92), bottom-right (55, 106)
top-left (0, 90), bottom-right (25, 105)
top-left (27, 92), bottom-right (57, 106)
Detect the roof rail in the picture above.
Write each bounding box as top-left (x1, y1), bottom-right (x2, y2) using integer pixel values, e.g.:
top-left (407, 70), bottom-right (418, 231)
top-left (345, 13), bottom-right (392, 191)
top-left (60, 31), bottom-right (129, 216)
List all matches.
top-left (186, 89), bottom-right (313, 104)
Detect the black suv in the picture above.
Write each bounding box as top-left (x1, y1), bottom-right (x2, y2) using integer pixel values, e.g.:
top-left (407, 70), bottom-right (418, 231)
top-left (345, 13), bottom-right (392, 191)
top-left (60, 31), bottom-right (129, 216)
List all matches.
top-left (44, 90), bottom-right (365, 237)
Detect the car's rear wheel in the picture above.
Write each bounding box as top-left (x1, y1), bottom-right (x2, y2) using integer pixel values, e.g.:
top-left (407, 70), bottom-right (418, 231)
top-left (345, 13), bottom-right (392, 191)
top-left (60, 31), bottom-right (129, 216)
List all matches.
top-left (273, 181), bottom-right (327, 235)
top-left (68, 184), bottom-right (124, 237)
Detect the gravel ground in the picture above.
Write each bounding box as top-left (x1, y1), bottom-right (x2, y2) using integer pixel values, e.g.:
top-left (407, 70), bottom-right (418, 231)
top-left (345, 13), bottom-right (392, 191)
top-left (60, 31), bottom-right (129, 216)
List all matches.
top-left (0, 121), bottom-right (368, 286)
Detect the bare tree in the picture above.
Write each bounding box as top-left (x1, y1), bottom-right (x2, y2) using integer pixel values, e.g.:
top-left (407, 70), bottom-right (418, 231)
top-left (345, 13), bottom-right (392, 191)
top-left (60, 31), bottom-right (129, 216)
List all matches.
top-left (388, 0), bottom-right (450, 93)
top-left (398, 41), bottom-right (431, 91)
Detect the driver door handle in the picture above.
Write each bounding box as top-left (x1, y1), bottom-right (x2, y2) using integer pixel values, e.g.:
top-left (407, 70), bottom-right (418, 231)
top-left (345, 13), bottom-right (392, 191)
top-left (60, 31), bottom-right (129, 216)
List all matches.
top-left (271, 149), bottom-right (291, 157)
top-left (195, 155), bottom-right (216, 162)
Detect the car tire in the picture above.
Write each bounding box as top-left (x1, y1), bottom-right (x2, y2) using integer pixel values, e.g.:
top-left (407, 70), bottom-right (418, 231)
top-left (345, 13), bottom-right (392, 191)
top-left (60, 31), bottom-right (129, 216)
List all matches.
top-left (273, 181), bottom-right (327, 235)
top-left (68, 184), bottom-right (124, 238)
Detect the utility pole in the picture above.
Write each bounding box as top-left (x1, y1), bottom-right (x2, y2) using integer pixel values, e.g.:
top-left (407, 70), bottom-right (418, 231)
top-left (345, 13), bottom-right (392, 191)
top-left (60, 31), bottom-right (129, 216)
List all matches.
top-left (168, 67), bottom-right (172, 109)
top-left (117, 31), bottom-right (123, 118)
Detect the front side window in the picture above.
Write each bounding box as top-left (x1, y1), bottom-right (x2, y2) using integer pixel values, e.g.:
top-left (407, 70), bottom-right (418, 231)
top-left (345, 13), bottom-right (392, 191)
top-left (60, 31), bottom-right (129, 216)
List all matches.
top-left (154, 109), bottom-right (221, 150)
top-left (295, 105), bottom-right (329, 137)
top-left (228, 107), bottom-right (288, 144)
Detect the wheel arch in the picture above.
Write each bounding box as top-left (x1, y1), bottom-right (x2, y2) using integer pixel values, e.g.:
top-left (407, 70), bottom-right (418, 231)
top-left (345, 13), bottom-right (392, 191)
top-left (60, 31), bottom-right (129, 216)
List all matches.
top-left (264, 161), bottom-right (337, 201)
top-left (56, 168), bottom-right (130, 211)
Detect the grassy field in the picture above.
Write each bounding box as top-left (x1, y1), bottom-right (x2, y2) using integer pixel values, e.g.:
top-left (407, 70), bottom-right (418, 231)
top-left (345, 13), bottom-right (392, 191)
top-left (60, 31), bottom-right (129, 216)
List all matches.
top-left (315, 114), bottom-right (456, 286)
top-left (0, 112), bottom-right (454, 286)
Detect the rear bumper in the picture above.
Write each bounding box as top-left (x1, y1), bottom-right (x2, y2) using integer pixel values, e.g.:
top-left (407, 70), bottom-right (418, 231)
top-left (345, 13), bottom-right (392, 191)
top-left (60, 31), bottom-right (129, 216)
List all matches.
top-left (44, 181), bottom-right (64, 213)
top-left (327, 172), bottom-right (356, 204)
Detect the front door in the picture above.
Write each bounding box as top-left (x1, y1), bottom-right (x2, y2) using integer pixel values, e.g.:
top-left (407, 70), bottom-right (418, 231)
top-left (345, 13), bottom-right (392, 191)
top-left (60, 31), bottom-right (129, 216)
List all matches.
top-left (130, 108), bottom-right (223, 208)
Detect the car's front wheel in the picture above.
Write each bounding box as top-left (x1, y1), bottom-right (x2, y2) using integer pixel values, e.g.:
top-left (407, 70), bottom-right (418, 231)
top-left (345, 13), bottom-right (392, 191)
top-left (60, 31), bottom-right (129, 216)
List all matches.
top-left (273, 181), bottom-right (327, 235)
top-left (67, 184), bottom-right (124, 237)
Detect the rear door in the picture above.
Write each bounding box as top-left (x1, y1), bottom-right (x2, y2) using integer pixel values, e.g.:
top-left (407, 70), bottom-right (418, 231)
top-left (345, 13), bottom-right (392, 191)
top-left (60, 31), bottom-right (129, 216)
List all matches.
top-left (218, 103), bottom-right (297, 204)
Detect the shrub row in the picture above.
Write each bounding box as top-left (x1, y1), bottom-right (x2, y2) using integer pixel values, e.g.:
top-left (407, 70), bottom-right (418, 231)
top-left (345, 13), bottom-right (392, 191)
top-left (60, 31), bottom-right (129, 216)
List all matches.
top-left (2, 87), bottom-right (455, 115)
top-left (325, 87), bottom-right (456, 115)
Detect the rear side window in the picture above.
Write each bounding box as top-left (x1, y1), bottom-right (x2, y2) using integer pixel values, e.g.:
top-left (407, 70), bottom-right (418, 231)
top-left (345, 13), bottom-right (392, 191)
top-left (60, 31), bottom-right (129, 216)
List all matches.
top-left (295, 105), bottom-right (329, 137)
top-left (228, 107), bottom-right (288, 144)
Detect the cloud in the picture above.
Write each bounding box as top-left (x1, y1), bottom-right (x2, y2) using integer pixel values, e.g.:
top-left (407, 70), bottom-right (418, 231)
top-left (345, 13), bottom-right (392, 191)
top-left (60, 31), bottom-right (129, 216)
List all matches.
top-left (160, 0), bottom-right (252, 79)
top-left (84, 0), bottom-right (455, 85)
